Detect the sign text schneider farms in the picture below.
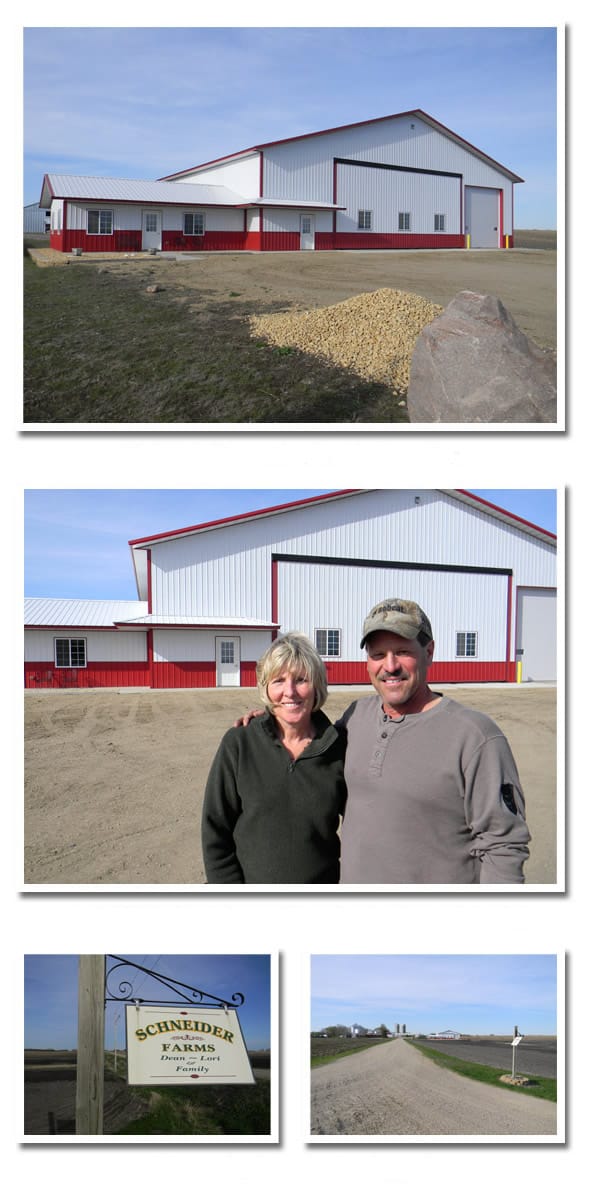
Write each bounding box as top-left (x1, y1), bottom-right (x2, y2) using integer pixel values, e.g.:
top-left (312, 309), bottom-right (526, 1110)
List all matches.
top-left (125, 1006), bottom-right (255, 1085)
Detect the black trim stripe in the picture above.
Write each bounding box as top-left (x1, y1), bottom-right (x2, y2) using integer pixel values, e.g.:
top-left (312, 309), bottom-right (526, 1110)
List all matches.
top-left (334, 156), bottom-right (462, 181)
top-left (272, 553), bottom-right (512, 577)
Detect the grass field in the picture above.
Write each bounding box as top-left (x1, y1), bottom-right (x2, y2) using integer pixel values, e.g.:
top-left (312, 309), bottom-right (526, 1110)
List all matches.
top-left (408, 1040), bottom-right (557, 1102)
top-left (311, 1036), bottom-right (394, 1067)
top-left (23, 232), bottom-right (556, 424)
top-left (23, 246), bottom-right (396, 424)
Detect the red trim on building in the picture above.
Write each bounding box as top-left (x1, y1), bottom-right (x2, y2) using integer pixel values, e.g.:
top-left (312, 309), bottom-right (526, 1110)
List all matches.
top-left (128, 490), bottom-right (361, 546)
top-left (506, 574), bottom-right (513, 671)
top-left (499, 188), bottom-right (504, 248)
top-left (259, 150), bottom-right (264, 198)
top-left (162, 111), bottom-right (521, 183)
top-left (271, 559), bottom-right (279, 641)
top-left (454, 490), bottom-right (556, 540)
top-left (146, 550), bottom-right (153, 612)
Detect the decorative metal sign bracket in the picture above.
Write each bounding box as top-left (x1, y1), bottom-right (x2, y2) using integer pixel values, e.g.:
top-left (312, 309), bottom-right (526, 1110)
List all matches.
top-left (105, 955), bottom-right (245, 1009)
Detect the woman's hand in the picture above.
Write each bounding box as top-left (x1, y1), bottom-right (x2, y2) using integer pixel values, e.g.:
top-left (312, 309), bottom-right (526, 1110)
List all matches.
top-left (233, 709), bottom-right (264, 728)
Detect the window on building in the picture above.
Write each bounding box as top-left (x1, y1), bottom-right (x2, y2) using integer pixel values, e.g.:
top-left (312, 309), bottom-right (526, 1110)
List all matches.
top-left (184, 212), bottom-right (205, 236)
top-left (456, 631), bottom-right (478, 658)
top-left (220, 641), bottom-right (235, 664)
top-left (398, 212), bottom-right (411, 231)
top-left (87, 209), bottom-right (113, 235)
top-left (145, 212), bottom-right (158, 232)
top-left (55, 638), bottom-right (87, 668)
top-left (358, 210), bottom-right (372, 230)
top-left (434, 213), bottom-right (446, 232)
top-left (315, 629), bottom-right (341, 658)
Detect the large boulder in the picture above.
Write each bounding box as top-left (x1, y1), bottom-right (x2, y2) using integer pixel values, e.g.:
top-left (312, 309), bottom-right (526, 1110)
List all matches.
top-left (407, 291), bottom-right (557, 423)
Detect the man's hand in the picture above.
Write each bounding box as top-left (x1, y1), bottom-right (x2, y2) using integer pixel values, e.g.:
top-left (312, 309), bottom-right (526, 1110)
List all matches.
top-left (233, 709), bottom-right (264, 728)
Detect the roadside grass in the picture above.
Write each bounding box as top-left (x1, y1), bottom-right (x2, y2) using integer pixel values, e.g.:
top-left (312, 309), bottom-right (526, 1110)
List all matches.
top-left (116, 1080), bottom-right (271, 1135)
top-left (407, 1041), bottom-right (556, 1102)
top-left (311, 1036), bottom-right (394, 1068)
top-left (23, 252), bottom-right (403, 424)
top-left (103, 1052), bottom-right (270, 1135)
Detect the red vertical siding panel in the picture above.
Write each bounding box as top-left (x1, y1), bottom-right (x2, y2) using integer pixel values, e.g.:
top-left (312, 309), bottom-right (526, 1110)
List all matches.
top-left (271, 559), bottom-right (279, 640)
top-left (24, 662), bottom-right (150, 688)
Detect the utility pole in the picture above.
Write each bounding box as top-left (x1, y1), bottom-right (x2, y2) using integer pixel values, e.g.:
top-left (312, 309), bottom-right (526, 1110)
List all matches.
top-left (76, 955), bottom-right (105, 1135)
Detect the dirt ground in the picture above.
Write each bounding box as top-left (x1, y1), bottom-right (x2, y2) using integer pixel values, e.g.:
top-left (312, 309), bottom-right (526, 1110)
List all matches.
top-left (24, 685), bottom-right (557, 887)
top-left (30, 243), bottom-right (556, 350)
top-left (310, 1037), bottom-right (557, 1135)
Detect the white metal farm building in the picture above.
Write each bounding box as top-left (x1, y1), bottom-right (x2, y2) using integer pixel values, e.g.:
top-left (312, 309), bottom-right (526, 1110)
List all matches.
top-left (39, 110), bottom-right (522, 254)
top-left (24, 201), bottom-right (51, 234)
top-left (24, 490), bottom-right (556, 691)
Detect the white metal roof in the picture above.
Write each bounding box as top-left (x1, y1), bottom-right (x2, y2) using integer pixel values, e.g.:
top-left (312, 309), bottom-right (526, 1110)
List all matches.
top-left (40, 174), bottom-right (247, 209)
top-left (25, 598), bottom-right (148, 627)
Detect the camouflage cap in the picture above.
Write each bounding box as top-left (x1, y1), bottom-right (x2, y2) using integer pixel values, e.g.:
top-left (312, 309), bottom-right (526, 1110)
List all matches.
top-left (360, 598), bottom-right (433, 648)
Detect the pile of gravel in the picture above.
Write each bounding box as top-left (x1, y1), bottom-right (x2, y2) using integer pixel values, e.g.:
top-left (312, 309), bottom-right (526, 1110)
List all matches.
top-left (249, 287), bottom-right (443, 393)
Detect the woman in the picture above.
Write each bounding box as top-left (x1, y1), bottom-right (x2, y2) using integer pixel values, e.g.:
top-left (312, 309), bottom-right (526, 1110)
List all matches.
top-left (202, 634), bottom-right (346, 883)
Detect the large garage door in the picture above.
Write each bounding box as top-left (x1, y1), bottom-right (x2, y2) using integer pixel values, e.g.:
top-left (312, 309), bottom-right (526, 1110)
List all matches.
top-left (465, 186), bottom-right (499, 248)
top-left (516, 588), bottom-right (557, 681)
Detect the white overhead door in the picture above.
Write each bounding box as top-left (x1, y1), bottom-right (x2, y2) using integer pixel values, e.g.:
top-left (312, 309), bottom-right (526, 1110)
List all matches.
top-left (516, 588), bottom-right (557, 681)
top-left (465, 186), bottom-right (499, 248)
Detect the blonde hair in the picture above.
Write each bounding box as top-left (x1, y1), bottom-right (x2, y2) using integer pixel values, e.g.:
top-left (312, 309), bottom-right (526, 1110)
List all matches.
top-left (256, 633), bottom-right (328, 713)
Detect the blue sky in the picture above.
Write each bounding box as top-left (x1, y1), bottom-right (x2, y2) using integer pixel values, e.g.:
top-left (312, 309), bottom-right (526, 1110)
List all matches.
top-left (24, 954), bottom-right (271, 1050)
top-left (23, 26), bottom-right (558, 226)
top-left (311, 955), bottom-right (557, 1034)
top-left (23, 489), bottom-right (557, 599)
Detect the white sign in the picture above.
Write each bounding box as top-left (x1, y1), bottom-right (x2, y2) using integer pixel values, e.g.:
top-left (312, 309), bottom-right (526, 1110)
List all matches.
top-left (511, 1036), bottom-right (523, 1047)
top-left (125, 1005), bottom-right (256, 1085)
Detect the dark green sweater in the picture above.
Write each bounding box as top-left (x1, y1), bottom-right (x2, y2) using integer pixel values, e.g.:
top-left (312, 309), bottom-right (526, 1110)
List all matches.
top-left (202, 710), bottom-right (347, 883)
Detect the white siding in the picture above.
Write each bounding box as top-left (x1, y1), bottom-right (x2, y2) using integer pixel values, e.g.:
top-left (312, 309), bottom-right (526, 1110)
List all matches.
top-left (263, 207), bottom-right (332, 233)
top-left (162, 206), bottom-right (244, 232)
top-left (174, 154), bottom-right (260, 196)
top-left (147, 491), bottom-right (556, 668)
top-left (24, 630), bottom-right (147, 662)
top-left (336, 163), bottom-right (461, 235)
top-left (262, 114), bottom-right (514, 206)
top-left (67, 201), bottom-right (245, 232)
top-left (277, 562), bottom-right (509, 663)
top-left (152, 628), bottom-right (271, 662)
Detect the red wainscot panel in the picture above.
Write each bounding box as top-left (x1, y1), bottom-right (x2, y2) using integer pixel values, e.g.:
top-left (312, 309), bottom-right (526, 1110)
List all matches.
top-left (161, 231), bottom-right (248, 252)
top-left (260, 232), bottom-right (300, 251)
top-left (325, 233), bottom-right (466, 251)
top-left (24, 662), bottom-right (150, 689)
top-left (58, 229), bottom-right (142, 253)
top-left (323, 660), bottom-right (511, 685)
top-left (150, 661), bottom-right (258, 688)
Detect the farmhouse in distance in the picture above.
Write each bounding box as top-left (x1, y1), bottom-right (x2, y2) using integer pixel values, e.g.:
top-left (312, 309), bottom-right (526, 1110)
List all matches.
top-left (39, 108), bottom-right (522, 255)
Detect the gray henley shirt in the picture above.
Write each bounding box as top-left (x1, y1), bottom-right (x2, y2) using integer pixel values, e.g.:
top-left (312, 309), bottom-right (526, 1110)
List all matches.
top-left (338, 694), bottom-right (530, 884)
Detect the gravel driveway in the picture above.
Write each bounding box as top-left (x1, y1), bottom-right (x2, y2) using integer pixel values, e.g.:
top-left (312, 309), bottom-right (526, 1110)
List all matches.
top-left (310, 1039), bottom-right (557, 1136)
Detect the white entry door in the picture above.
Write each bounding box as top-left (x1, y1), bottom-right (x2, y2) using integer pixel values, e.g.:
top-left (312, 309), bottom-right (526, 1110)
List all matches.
top-left (300, 214), bottom-right (315, 250)
top-left (142, 210), bottom-right (162, 250)
top-left (216, 636), bottom-right (241, 687)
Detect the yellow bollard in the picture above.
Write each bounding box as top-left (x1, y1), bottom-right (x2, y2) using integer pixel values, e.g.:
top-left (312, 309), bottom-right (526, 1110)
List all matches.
top-left (505, 234), bottom-right (509, 249)
top-left (466, 234), bottom-right (471, 249)
top-left (516, 660), bottom-right (522, 684)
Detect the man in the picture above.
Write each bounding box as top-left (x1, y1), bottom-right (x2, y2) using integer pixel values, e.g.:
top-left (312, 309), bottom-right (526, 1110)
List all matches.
top-left (338, 598), bottom-right (530, 884)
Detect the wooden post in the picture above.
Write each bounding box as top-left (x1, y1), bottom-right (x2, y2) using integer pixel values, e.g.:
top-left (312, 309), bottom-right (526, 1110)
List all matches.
top-left (76, 955), bottom-right (105, 1135)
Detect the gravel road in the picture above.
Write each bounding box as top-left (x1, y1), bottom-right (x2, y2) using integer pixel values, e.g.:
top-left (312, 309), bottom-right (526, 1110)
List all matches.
top-left (310, 1039), bottom-right (557, 1136)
